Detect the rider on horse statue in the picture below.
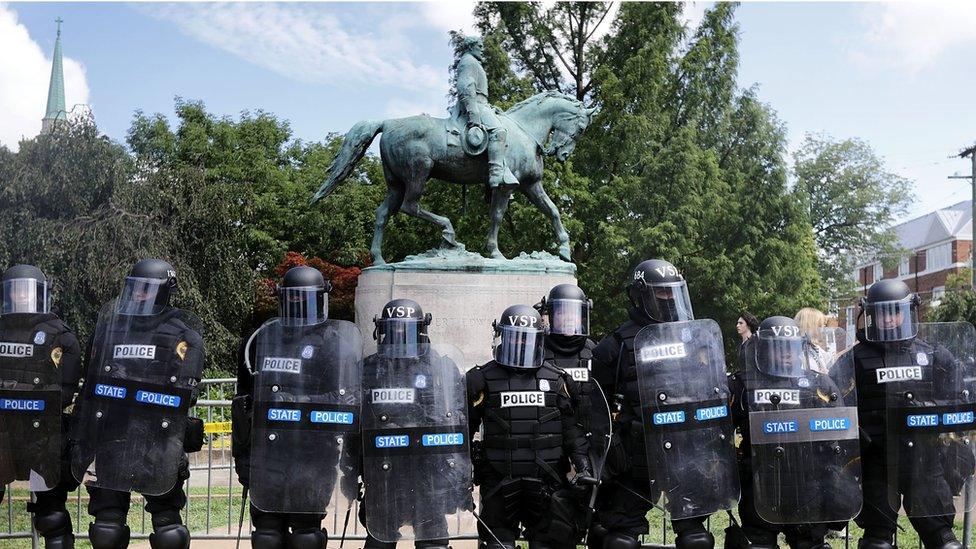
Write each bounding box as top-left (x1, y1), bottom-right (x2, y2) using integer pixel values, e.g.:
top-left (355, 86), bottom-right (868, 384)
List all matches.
top-left (455, 36), bottom-right (519, 189)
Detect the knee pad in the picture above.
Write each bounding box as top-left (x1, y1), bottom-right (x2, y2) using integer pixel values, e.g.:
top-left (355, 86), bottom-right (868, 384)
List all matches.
top-left (34, 509), bottom-right (71, 537)
top-left (858, 537), bottom-right (894, 549)
top-left (251, 528), bottom-right (285, 549)
top-left (287, 527), bottom-right (327, 549)
top-left (88, 520), bottom-right (130, 549)
top-left (149, 524), bottom-right (189, 549)
top-left (676, 530), bottom-right (714, 549)
top-left (603, 531), bottom-right (640, 549)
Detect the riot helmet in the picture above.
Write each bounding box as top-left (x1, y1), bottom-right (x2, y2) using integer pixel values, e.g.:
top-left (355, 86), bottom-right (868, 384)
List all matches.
top-left (753, 316), bottom-right (813, 378)
top-left (537, 284), bottom-right (591, 336)
top-left (493, 304), bottom-right (546, 368)
top-left (860, 278), bottom-right (919, 343)
top-left (279, 266), bottom-right (331, 326)
top-left (374, 298), bottom-right (431, 358)
top-left (627, 259), bottom-right (694, 323)
top-left (1, 264), bottom-right (50, 314)
top-left (118, 259), bottom-right (177, 316)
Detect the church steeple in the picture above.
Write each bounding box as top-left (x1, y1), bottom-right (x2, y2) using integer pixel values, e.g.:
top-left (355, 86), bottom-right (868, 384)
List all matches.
top-left (41, 18), bottom-right (66, 134)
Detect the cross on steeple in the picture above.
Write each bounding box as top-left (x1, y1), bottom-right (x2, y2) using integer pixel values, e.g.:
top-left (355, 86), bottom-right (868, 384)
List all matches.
top-left (55, 17), bottom-right (63, 36)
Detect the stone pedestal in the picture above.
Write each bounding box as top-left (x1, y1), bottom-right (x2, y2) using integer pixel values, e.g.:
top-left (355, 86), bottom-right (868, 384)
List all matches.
top-left (355, 249), bottom-right (576, 367)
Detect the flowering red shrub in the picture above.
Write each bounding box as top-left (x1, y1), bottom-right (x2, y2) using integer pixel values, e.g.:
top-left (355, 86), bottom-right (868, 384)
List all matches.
top-left (257, 251), bottom-right (364, 321)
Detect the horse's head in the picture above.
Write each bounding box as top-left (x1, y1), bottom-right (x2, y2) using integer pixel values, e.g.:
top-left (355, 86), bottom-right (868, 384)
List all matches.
top-left (543, 94), bottom-right (597, 162)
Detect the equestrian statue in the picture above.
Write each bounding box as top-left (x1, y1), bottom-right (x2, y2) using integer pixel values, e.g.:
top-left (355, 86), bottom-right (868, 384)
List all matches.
top-left (310, 35), bottom-right (595, 265)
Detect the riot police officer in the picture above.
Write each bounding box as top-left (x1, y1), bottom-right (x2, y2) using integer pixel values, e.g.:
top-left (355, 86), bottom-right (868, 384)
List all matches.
top-left (467, 304), bottom-right (594, 548)
top-left (358, 298), bottom-right (473, 548)
top-left (71, 259), bottom-right (205, 549)
top-left (0, 265), bottom-right (82, 548)
top-left (536, 284), bottom-right (613, 544)
top-left (852, 279), bottom-right (971, 549)
top-left (725, 316), bottom-right (861, 549)
top-left (588, 259), bottom-right (715, 549)
top-left (232, 266), bottom-right (362, 549)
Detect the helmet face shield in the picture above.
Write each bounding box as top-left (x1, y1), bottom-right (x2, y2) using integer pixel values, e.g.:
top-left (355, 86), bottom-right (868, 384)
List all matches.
top-left (279, 286), bottom-right (328, 326)
top-left (118, 277), bottom-right (167, 316)
top-left (864, 299), bottom-right (918, 342)
top-left (548, 298), bottom-right (590, 336)
top-left (754, 328), bottom-right (809, 378)
top-left (494, 325), bottom-right (545, 368)
top-left (376, 318), bottom-right (425, 358)
top-left (636, 281), bottom-right (694, 323)
top-left (1, 279), bottom-right (49, 315)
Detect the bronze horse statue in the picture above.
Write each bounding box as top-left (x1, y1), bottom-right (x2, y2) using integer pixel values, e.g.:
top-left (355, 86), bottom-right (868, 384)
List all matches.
top-left (311, 91), bottom-right (595, 265)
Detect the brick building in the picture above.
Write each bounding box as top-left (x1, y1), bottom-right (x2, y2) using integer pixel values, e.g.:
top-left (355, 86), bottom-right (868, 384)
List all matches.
top-left (837, 200), bottom-right (972, 336)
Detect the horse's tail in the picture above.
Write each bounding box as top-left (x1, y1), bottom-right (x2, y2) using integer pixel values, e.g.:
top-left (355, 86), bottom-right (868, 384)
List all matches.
top-left (310, 119), bottom-right (384, 204)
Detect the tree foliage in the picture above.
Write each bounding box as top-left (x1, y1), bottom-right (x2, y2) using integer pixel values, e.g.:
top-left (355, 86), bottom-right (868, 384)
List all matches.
top-left (792, 134), bottom-right (915, 301)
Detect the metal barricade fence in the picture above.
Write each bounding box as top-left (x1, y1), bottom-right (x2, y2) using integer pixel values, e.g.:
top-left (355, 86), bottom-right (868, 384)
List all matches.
top-left (0, 377), bottom-right (972, 548)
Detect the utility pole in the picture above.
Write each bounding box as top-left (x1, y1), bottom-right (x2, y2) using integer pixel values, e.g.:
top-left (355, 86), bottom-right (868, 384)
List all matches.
top-left (949, 144), bottom-right (976, 288)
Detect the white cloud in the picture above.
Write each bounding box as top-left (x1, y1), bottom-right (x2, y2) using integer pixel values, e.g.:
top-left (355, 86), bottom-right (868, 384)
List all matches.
top-left (853, 1), bottom-right (976, 73)
top-left (682, 1), bottom-right (714, 34)
top-left (385, 96), bottom-right (448, 119)
top-left (144, 3), bottom-right (445, 92)
top-left (0, 5), bottom-right (90, 151)
top-left (419, 1), bottom-right (476, 35)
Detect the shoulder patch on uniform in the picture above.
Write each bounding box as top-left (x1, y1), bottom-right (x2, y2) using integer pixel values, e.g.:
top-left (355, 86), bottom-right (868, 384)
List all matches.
top-left (34, 331), bottom-right (46, 345)
top-left (176, 341), bottom-right (188, 361)
top-left (472, 391), bottom-right (485, 407)
top-left (51, 347), bottom-right (63, 367)
top-left (539, 379), bottom-right (551, 392)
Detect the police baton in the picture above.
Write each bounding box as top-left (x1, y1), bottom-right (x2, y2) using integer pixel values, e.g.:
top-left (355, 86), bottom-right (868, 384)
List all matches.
top-left (235, 486), bottom-right (248, 549)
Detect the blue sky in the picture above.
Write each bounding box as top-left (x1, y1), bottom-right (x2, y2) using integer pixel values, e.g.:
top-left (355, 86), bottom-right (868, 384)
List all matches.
top-left (3, 1), bottom-right (975, 221)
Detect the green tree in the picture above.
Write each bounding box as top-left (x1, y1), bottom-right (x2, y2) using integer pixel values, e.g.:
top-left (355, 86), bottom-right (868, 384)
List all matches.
top-left (792, 134), bottom-right (915, 302)
top-left (477, 1), bottom-right (823, 359)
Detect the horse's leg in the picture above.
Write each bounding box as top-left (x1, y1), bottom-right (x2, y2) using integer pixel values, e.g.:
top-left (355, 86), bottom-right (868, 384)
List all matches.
top-left (370, 174), bottom-right (405, 265)
top-left (520, 181), bottom-right (572, 261)
top-left (486, 186), bottom-right (515, 259)
top-left (400, 173), bottom-right (463, 251)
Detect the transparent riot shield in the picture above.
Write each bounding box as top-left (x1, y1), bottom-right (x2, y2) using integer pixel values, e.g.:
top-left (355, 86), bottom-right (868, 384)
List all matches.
top-left (885, 322), bottom-right (976, 518)
top-left (249, 318), bottom-right (363, 515)
top-left (746, 333), bottom-right (861, 524)
top-left (361, 343), bottom-right (476, 543)
top-left (72, 301), bottom-right (204, 495)
top-left (634, 319), bottom-right (739, 519)
top-left (0, 315), bottom-right (63, 491)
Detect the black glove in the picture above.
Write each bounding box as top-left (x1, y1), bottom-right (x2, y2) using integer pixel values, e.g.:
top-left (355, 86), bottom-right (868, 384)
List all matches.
top-left (340, 473), bottom-right (361, 502)
top-left (184, 417), bottom-right (205, 453)
top-left (570, 454), bottom-right (599, 487)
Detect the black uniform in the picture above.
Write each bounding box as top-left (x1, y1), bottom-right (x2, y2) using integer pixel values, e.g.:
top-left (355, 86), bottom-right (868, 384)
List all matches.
top-left (0, 311), bottom-right (82, 547)
top-left (726, 360), bottom-right (851, 548)
top-left (589, 307), bottom-right (710, 545)
top-left (852, 329), bottom-right (962, 548)
top-left (467, 359), bottom-right (589, 547)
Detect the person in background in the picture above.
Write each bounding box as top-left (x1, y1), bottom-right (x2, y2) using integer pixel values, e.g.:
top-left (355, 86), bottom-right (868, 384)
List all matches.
top-left (794, 307), bottom-right (832, 373)
top-left (736, 312), bottom-right (759, 367)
